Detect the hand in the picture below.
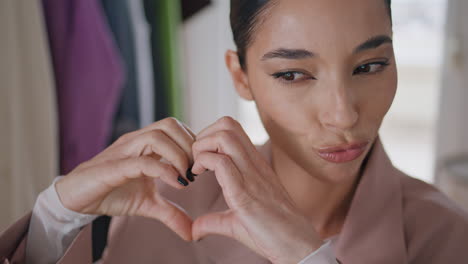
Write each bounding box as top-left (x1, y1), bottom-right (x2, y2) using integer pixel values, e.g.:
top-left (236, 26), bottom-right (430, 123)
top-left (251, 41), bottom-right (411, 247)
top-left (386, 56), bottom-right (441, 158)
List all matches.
top-left (190, 117), bottom-right (324, 264)
top-left (55, 117), bottom-right (196, 241)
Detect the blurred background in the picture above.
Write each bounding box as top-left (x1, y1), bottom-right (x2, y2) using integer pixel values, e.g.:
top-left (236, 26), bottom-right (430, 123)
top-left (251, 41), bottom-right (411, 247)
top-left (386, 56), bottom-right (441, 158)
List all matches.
top-left (2, 0), bottom-right (468, 256)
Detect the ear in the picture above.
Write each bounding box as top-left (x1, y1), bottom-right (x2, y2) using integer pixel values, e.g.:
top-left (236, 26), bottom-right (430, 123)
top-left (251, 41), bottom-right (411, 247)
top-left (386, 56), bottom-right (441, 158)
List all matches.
top-left (225, 50), bottom-right (254, 101)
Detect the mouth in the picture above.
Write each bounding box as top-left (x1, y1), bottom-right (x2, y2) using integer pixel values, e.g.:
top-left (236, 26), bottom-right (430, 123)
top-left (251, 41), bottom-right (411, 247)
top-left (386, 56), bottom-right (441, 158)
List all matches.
top-left (315, 141), bottom-right (369, 164)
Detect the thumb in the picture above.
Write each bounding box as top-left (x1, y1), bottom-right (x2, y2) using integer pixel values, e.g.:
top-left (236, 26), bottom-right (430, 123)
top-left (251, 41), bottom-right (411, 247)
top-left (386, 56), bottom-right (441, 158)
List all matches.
top-left (192, 210), bottom-right (236, 241)
top-left (142, 196), bottom-right (194, 242)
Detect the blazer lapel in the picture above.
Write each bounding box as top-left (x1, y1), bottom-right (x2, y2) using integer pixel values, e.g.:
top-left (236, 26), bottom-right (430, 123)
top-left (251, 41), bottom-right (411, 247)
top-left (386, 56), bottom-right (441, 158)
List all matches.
top-left (334, 138), bottom-right (408, 263)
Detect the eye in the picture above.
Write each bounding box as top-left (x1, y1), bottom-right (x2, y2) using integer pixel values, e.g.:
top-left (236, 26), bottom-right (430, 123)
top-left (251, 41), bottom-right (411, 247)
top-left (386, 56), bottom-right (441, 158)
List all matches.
top-left (353, 61), bottom-right (390, 75)
top-left (271, 71), bottom-right (313, 83)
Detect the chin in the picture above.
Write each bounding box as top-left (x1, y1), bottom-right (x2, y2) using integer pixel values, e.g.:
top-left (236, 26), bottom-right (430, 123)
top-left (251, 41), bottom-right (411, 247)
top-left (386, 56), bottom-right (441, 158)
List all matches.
top-left (322, 159), bottom-right (365, 183)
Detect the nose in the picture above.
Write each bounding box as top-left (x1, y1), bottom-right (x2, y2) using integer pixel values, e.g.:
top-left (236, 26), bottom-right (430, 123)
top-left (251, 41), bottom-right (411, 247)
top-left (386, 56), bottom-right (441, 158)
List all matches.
top-left (318, 84), bottom-right (359, 131)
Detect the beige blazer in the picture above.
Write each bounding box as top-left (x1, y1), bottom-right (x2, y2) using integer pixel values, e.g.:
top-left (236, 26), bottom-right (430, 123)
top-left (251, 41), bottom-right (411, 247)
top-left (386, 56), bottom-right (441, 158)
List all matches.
top-left (0, 0), bottom-right (58, 231)
top-left (1, 138), bottom-right (468, 263)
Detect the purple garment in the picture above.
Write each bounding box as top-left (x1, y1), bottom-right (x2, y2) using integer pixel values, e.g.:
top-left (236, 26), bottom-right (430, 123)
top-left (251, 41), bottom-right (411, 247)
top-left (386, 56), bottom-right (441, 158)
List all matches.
top-left (42, 0), bottom-right (124, 174)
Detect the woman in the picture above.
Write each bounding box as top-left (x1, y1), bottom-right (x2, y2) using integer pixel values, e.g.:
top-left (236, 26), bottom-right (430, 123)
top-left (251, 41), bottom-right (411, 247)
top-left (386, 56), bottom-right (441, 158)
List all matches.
top-left (2, 0), bottom-right (468, 263)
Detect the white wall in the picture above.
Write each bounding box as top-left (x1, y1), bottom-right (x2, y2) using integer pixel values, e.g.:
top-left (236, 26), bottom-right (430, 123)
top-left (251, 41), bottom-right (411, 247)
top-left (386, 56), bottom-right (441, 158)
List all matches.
top-left (435, 0), bottom-right (468, 209)
top-left (181, 0), bottom-right (238, 134)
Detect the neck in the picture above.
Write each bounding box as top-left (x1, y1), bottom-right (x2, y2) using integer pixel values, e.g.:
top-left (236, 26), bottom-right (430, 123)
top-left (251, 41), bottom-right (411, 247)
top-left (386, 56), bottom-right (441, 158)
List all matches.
top-left (270, 142), bottom-right (361, 239)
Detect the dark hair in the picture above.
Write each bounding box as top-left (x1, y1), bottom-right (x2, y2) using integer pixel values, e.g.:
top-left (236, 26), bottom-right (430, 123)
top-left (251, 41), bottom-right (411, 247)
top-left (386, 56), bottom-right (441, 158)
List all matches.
top-left (230, 0), bottom-right (392, 69)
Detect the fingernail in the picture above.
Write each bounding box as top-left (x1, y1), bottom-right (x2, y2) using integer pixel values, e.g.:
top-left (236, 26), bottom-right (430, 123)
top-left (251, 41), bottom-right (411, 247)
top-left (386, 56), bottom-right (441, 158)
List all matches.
top-left (177, 176), bottom-right (189, 186)
top-left (186, 168), bottom-right (196, 182)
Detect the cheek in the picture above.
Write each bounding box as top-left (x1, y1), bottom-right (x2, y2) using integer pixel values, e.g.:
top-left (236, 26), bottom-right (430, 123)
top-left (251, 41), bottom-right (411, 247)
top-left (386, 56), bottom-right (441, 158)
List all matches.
top-left (249, 75), bottom-right (320, 138)
top-left (258, 100), bottom-right (309, 142)
top-left (257, 98), bottom-right (321, 153)
top-left (249, 67), bottom-right (397, 142)
top-left (251, 83), bottom-right (326, 177)
top-left (248, 71), bottom-right (397, 180)
top-left (358, 71), bottom-right (397, 127)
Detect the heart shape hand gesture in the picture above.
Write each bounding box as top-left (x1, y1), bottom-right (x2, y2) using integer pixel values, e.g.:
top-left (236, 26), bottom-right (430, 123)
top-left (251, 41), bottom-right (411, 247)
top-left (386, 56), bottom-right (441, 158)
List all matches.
top-left (56, 117), bottom-right (322, 264)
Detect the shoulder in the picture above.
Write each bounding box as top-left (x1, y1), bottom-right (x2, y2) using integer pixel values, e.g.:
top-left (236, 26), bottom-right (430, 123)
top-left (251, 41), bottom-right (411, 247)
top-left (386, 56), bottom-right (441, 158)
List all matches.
top-left (400, 173), bottom-right (468, 221)
top-left (397, 171), bottom-right (468, 262)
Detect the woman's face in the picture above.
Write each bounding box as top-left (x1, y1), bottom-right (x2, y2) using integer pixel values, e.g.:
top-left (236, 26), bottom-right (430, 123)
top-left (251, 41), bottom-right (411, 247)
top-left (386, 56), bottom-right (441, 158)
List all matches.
top-left (228, 0), bottom-right (397, 182)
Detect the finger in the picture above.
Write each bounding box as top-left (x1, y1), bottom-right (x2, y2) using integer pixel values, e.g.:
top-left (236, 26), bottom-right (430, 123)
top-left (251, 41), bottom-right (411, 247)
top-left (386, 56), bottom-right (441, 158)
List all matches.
top-left (180, 122), bottom-right (197, 140)
top-left (142, 195), bottom-right (194, 241)
top-left (85, 117), bottom-right (198, 173)
top-left (115, 117), bottom-right (195, 163)
top-left (192, 131), bottom-right (255, 177)
top-left (125, 130), bottom-right (192, 182)
top-left (159, 119), bottom-right (196, 161)
top-left (192, 210), bottom-right (235, 241)
top-left (196, 116), bottom-right (256, 156)
top-left (62, 156), bottom-right (187, 213)
top-left (102, 156), bottom-right (187, 190)
top-left (139, 118), bottom-right (196, 162)
top-left (192, 152), bottom-right (246, 204)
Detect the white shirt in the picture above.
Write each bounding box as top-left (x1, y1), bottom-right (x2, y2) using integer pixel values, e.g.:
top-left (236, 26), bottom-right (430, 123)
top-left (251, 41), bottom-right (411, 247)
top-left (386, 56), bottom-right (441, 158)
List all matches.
top-left (25, 176), bottom-right (339, 264)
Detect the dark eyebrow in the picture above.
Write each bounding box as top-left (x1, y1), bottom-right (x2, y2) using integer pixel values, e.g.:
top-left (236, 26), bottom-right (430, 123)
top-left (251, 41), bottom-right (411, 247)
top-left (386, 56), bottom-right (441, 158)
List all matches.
top-left (261, 48), bottom-right (314, 61)
top-left (261, 35), bottom-right (392, 61)
top-left (354, 35), bottom-right (393, 53)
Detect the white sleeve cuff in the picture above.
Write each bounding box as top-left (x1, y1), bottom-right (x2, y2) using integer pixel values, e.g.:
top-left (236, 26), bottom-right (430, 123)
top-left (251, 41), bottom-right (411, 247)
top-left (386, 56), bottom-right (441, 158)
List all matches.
top-left (45, 176), bottom-right (99, 223)
top-left (298, 240), bottom-right (339, 264)
top-left (26, 176), bottom-right (99, 264)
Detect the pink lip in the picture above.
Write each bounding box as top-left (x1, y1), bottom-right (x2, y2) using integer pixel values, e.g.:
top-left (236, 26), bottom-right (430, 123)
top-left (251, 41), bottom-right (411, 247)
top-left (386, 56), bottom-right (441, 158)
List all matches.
top-left (316, 142), bottom-right (369, 163)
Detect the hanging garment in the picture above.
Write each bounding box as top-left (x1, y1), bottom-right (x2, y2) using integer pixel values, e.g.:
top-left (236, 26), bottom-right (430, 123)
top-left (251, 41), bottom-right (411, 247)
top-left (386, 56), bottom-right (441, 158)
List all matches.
top-left (181, 0), bottom-right (211, 20)
top-left (101, 0), bottom-right (141, 142)
top-left (144, 0), bottom-right (184, 121)
top-left (0, 0), bottom-right (59, 232)
top-left (159, 0), bottom-right (184, 120)
top-left (42, 0), bottom-right (124, 175)
top-left (143, 0), bottom-right (170, 121)
top-left (93, 2), bottom-right (143, 260)
top-left (128, 0), bottom-right (156, 127)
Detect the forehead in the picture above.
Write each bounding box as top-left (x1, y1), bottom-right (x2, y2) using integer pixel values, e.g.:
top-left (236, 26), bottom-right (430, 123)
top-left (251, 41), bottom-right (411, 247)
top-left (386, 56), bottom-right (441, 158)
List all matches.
top-left (250, 0), bottom-right (392, 58)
